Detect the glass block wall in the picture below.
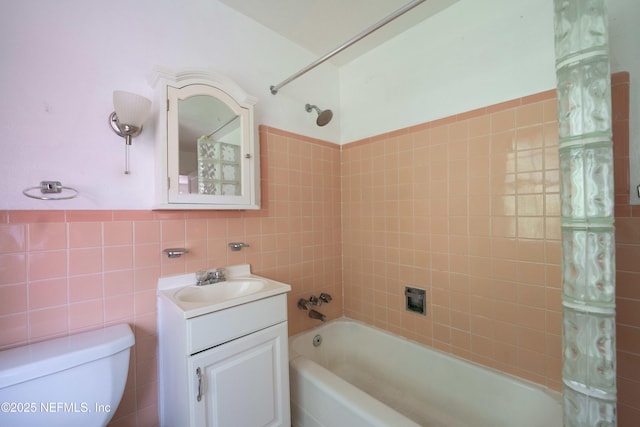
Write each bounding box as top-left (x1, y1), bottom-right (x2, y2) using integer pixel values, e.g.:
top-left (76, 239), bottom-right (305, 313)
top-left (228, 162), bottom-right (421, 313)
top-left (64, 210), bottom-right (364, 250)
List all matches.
top-left (553, 0), bottom-right (617, 425)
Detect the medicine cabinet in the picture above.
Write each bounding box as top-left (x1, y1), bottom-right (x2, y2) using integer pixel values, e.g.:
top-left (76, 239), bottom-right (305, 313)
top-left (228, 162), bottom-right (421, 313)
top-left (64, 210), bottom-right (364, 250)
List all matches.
top-left (149, 67), bottom-right (260, 209)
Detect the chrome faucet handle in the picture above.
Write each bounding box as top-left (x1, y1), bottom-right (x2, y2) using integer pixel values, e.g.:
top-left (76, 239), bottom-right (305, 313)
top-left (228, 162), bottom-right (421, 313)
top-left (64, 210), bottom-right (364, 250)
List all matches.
top-left (297, 298), bottom-right (312, 310)
top-left (208, 268), bottom-right (226, 284)
top-left (319, 293), bottom-right (332, 303)
top-left (195, 270), bottom-right (209, 286)
top-left (308, 295), bottom-right (322, 306)
top-left (211, 268), bottom-right (225, 279)
top-left (228, 242), bottom-right (250, 251)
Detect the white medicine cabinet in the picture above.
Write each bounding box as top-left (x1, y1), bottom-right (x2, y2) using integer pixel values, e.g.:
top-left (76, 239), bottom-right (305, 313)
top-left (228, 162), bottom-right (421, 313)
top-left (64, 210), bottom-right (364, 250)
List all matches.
top-left (149, 67), bottom-right (260, 209)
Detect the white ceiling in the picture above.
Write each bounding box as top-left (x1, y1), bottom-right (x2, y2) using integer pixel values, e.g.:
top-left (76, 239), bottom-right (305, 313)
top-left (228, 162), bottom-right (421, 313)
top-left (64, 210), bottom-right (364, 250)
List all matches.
top-left (219, 0), bottom-right (459, 65)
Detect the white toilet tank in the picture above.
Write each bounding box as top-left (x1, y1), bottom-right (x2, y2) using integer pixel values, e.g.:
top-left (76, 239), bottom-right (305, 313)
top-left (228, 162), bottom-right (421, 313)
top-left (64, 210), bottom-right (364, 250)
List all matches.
top-left (0, 324), bottom-right (134, 427)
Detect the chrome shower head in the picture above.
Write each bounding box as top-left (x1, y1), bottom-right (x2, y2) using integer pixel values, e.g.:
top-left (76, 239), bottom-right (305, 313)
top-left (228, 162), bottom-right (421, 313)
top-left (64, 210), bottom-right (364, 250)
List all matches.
top-left (305, 104), bottom-right (333, 127)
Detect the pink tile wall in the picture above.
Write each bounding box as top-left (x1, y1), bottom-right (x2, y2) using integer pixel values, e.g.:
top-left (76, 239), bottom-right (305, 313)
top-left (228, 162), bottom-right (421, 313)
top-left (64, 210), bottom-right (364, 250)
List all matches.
top-left (609, 72), bottom-right (640, 426)
top-left (1, 75), bottom-right (634, 426)
top-left (341, 72), bottom-right (637, 424)
top-left (342, 89), bottom-right (563, 390)
top-left (0, 126), bottom-right (342, 427)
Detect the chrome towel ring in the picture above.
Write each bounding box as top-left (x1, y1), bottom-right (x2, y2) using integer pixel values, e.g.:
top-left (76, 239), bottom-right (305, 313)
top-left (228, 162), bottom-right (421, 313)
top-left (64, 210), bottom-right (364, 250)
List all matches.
top-left (23, 181), bottom-right (79, 200)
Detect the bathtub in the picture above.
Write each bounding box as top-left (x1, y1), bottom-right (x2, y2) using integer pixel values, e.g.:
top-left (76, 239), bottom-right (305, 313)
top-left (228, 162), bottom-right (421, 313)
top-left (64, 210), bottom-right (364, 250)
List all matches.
top-left (289, 318), bottom-right (562, 427)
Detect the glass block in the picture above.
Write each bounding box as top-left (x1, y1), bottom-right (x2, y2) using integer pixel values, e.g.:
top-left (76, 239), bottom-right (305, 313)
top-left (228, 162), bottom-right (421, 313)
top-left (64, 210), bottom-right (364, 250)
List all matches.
top-left (563, 307), bottom-right (616, 393)
top-left (555, 0), bottom-right (615, 421)
top-left (554, 0), bottom-right (608, 62)
top-left (562, 228), bottom-right (615, 305)
top-left (559, 145), bottom-right (614, 219)
top-left (221, 143), bottom-right (240, 162)
top-left (198, 161), bottom-right (220, 181)
top-left (563, 385), bottom-right (616, 427)
top-left (556, 56), bottom-right (611, 139)
top-left (221, 163), bottom-right (240, 181)
top-left (222, 183), bottom-right (240, 196)
top-left (198, 182), bottom-right (220, 195)
top-left (197, 137), bottom-right (220, 159)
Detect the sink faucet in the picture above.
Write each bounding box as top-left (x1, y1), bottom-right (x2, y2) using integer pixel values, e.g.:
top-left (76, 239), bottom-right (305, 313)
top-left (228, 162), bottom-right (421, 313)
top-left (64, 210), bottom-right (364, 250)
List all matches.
top-left (196, 268), bottom-right (226, 286)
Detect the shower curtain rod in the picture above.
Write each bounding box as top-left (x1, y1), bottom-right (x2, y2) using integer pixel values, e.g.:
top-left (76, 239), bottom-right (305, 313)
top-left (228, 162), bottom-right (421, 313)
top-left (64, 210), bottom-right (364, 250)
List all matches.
top-left (205, 114), bottom-right (239, 138)
top-left (269, 0), bottom-right (427, 95)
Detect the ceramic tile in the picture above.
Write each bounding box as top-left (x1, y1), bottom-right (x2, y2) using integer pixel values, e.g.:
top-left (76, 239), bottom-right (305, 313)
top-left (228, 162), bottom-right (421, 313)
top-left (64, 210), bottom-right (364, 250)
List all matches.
top-left (28, 222), bottom-right (66, 251)
top-left (104, 221), bottom-right (133, 246)
top-left (0, 283), bottom-right (27, 315)
top-left (134, 244), bottom-right (161, 269)
top-left (0, 313), bottom-right (27, 348)
top-left (134, 221), bottom-right (160, 244)
top-left (69, 247), bottom-right (102, 276)
top-left (28, 250), bottom-right (66, 281)
top-left (29, 306), bottom-right (68, 340)
top-left (161, 220), bottom-right (185, 243)
top-left (516, 102), bottom-right (544, 128)
top-left (104, 294), bottom-right (134, 323)
top-left (68, 222), bottom-right (102, 248)
top-left (0, 253), bottom-right (27, 285)
top-left (28, 278), bottom-right (67, 309)
top-left (69, 300), bottom-right (104, 330)
top-left (104, 244), bottom-right (133, 272)
top-left (4, 81), bottom-right (635, 423)
top-left (0, 224), bottom-right (26, 253)
top-left (69, 273), bottom-right (103, 302)
top-left (104, 270), bottom-right (134, 297)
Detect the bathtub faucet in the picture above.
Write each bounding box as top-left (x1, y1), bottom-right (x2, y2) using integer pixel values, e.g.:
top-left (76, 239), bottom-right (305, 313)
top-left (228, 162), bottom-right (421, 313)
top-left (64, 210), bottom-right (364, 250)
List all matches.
top-left (319, 293), bottom-right (332, 303)
top-left (298, 299), bottom-right (326, 322)
top-left (308, 293), bottom-right (332, 306)
top-left (297, 298), bottom-right (312, 310)
top-left (308, 309), bottom-right (326, 322)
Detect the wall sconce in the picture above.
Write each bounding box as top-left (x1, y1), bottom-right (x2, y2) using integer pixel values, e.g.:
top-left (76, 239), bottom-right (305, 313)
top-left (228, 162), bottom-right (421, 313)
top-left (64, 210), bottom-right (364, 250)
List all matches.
top-left (108, 90), bottom-right (151, 174)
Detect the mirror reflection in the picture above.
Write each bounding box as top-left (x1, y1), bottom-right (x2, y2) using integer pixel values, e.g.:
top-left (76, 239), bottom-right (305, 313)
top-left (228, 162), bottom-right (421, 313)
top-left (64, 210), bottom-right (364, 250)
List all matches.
top-left (177, 94), bottom-right (242, 196)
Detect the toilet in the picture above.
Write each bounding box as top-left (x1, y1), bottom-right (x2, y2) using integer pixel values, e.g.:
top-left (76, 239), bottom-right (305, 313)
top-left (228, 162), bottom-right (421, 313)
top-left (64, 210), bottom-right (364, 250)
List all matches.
top-left (0, 324), bottom-right (134, 427)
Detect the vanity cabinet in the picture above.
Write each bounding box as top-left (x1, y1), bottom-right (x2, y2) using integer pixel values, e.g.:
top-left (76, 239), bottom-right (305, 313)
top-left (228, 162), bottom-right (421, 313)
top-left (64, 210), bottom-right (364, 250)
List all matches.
top-left (149, 67), bottom-right (260, 210)
top-left (188, 322), bottom-right (288, 426)
top-left (158, 290), bottom-right (290, 427)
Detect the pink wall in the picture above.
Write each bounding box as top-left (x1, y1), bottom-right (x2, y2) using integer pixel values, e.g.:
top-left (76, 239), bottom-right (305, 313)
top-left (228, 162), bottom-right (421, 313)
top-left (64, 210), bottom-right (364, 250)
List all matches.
top-left (610, 72), bottom-right (640, 426)
top-left (1, 76), bottom-right (637, 426)
top-left (341, 89), bottom-right (564, 390)
top-left (340, 72), bottom-right (639, 426)
top-left (0, 126), bottom-right (342, 427)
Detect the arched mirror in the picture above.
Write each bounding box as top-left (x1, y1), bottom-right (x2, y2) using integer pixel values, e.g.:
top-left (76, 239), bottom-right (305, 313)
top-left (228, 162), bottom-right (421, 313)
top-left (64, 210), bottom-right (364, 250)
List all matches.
top-left (150, 68), bottom-right (259, 209)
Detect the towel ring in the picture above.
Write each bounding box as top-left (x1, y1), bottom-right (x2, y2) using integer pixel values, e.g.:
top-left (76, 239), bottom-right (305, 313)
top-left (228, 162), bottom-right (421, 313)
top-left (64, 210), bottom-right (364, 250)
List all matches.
top-left (23, 181), bottom-right (79, 200)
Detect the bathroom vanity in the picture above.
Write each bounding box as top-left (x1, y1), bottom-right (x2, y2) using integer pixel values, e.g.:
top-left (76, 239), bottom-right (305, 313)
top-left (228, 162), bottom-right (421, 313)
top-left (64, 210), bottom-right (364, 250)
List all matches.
top-left (157, 264), bottom-right (291, 427)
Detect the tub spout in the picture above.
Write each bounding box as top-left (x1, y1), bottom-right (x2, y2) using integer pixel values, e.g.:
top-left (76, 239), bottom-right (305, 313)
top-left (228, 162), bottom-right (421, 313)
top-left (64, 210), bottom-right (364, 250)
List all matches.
top-left (308, 309), bottom-right (326, 322)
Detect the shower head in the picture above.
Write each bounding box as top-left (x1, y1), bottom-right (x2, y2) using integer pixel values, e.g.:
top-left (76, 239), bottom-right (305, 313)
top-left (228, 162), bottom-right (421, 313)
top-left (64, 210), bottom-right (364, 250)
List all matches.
top-left (305, 104), bottom-right (333, 127)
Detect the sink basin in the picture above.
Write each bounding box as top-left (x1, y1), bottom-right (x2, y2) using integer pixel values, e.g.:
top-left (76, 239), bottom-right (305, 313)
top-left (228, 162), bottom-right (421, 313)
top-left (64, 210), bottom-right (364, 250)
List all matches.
top-left (158, 264), bottom-right (292, 318)
top-left (174, 279), bottom-right (267, 303)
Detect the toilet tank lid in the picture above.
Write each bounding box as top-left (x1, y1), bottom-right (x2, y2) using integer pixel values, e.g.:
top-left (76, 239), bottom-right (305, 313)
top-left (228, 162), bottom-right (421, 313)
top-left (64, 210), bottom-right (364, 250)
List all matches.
top-left (0, 324), bottom-right (134, 389)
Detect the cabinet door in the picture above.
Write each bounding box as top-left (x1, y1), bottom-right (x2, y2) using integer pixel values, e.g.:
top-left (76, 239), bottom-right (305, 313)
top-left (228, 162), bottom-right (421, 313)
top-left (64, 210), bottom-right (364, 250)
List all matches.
top-left (188, 322), bottom-right (290, 427)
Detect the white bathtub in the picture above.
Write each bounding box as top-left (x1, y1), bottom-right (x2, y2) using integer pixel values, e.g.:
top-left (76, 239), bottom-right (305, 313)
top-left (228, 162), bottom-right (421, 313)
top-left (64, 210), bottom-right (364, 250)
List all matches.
top-left (289, 318), bottom-right (562, 427)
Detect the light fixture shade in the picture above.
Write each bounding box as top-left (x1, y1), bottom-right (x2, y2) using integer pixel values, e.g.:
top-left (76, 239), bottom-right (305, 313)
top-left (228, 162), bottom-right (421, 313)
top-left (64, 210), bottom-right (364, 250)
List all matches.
top-left (113, 90), bottom-right (151, 127)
